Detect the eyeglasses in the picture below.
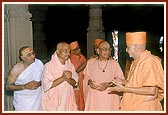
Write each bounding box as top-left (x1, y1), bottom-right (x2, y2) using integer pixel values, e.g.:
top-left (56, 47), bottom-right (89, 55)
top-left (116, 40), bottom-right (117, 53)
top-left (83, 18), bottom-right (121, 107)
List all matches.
top-left (99, 47), bottom-right (112, 52)
top-left (61, 49), bottom-right (70, 54)
top-left (73, 47), bottom-right (80, 51)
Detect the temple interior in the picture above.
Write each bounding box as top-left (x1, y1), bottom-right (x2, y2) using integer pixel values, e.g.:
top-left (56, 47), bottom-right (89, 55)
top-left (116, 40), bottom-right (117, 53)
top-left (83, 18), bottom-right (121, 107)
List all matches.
top-left (3, 3), bottom-right (165, 111)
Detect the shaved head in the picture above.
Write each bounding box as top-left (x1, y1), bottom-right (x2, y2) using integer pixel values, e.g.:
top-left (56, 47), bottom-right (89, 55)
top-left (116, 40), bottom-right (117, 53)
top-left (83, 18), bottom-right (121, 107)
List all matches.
top-left (98, 41), bottom-right (110, 48)
top-left (56, 42), bottom-right (69, 51)
top-left (56, 42), bottom-right (71, 62)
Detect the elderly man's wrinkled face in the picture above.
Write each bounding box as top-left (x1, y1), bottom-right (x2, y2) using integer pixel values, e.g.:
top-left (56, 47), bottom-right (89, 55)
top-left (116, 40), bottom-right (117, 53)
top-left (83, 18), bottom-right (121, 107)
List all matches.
top-left (98, 41), bottom-right (111, 59)
top-left (126, 44), bottom-right (136, 58)
top-left (71, 47), bottom-right (81, 55)
top-left (58, 44), bottom-right (71, 61)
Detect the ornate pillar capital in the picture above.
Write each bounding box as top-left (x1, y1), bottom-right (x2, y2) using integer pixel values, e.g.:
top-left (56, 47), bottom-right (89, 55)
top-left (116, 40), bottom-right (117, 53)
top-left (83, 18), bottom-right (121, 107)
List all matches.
top-left (6, 4), bottom-right (32, 20)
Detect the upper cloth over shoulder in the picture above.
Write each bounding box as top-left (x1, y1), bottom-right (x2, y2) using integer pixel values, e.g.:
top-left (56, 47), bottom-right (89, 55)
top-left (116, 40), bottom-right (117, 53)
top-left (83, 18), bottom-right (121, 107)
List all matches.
top-left (41, 52), bottom-right (78, 111)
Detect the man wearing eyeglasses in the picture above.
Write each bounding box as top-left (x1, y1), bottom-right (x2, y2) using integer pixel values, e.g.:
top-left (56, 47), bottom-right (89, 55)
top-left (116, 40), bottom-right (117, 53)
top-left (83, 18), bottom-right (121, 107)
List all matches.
top-left (108, 32), bottom-right (164, 111)
top-left (83, 41), bottom-right (125, 111)
top-left (6, 46), bottom-right (43, 111)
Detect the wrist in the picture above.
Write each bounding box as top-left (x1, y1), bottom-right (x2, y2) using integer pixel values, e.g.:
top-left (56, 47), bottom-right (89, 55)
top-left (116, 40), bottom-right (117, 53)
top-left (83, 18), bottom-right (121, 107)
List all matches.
top-left (73, 82), bottom-right (78, 88)
top-left (88, 79), bottom-right (92, 85)
top-left (22, 85), bottom-right (25, 90)
top-left (39, 81), bottom-right (41, 86)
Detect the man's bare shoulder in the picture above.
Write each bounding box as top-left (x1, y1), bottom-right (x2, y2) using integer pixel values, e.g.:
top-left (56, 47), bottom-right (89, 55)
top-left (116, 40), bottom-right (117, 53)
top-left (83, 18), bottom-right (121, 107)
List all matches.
top-left (10, 61), bottom-right (24, 76)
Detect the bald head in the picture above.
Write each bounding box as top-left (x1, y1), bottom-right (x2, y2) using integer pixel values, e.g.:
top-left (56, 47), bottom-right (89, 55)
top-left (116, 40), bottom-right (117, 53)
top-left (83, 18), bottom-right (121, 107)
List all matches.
top-left (56, 42), bottom-right (71, 63)
top-left (56, 42), bottom-right (69, 51)
top-left (97, 41), bottom-right (112, 60)
top-left (98, 41), bottom-right (110, 48)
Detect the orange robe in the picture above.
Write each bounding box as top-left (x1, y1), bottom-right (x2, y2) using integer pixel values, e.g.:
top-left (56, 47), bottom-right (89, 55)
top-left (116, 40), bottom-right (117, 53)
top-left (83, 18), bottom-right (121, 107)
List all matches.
top-left (83, 58), bottom-right (125, 111)
top-left (41, 52), bottom-right (78, 111)
top-left (120, 50), bottom-right (164, 111)
top-left (70, 53), bottom-right (87, 111)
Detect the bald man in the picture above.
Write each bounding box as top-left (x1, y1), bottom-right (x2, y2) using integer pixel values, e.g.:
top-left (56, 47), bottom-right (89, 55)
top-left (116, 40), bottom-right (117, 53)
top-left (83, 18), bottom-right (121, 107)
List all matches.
top-left (41, 42), bottom-right (78, 111)
top-left (76, 38), bottom-right (104, 73)
top-left (6, 46), bottom-right (43, 111)
top-left (83, 41), bottom-right (125, 111)
top-left (108, 32), bottom-right (164, 111)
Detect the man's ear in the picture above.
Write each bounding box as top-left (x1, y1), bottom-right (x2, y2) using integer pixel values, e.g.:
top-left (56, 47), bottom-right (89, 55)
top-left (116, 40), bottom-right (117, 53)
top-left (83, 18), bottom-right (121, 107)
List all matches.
top-left (20, 55), bottom-right (25, 60)
top-left (56, 50), bottom-right (59, 54)
top-left (96, 48), bottom-right (99, 55)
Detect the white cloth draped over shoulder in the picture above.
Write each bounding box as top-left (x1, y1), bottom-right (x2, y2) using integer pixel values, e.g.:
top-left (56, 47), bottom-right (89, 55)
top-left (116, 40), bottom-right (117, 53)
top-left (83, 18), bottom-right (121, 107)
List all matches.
top-left (13, 59), bottom-right (43, 111)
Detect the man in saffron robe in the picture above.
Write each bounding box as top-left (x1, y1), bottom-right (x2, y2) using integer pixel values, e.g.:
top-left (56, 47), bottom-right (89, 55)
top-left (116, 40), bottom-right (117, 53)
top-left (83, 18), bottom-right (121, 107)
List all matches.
top-left (108, 31), bottom-right (164, 111)
top-left (6, 46), bottom-right (43, 111)
top-left (41, 42), bottom-right (78, 111)
top-left (83, 41), bottom-right (125, 111)
top-left (70, 41), bottom-right (87, 111)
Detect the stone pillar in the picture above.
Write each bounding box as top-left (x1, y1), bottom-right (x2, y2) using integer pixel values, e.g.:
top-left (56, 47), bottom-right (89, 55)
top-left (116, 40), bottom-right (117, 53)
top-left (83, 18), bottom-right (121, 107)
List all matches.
top-left (29, 5), bottom-right (48, 63)
top-left (6, 4), bottom-right (33, 64)
top-left (4, 4), bottom-right (33, 111)
top-left (4, 5), bottom-right (13, 111)
top-left (87, 5), bottom-right (105, 58)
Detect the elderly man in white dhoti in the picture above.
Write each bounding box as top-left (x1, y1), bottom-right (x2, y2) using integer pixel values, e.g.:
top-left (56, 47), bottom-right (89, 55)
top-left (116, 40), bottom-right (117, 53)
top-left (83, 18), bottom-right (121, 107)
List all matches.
top-left (6, 46), bottom-right (43, 111)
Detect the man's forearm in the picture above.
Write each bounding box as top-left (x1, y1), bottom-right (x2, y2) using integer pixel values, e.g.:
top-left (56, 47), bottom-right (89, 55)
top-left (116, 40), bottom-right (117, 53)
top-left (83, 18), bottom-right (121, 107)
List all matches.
top-left (76, 61), bottom-right (87, 73)
top-left (6, 84), bottom-right (25, 91)
top-left (66, 78), bottom-right (77, 87)
top-left (124, 86), bottom-right (157, 95)
top-left (51, 76), bottom-right (65, 89)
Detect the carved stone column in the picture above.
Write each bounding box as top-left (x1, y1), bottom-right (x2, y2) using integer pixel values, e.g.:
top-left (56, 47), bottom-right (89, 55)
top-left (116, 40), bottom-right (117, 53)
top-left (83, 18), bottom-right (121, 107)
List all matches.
top-left (5, 4), bottom-right (33, 64)
top-left (4, 4), bottom-right (33, 111)
top-left (4, 5), bottom-right (13, 111)
top-left (29, 5), bottom-right (48, 63)
top-left (87, 5), bottom-right (105, 58)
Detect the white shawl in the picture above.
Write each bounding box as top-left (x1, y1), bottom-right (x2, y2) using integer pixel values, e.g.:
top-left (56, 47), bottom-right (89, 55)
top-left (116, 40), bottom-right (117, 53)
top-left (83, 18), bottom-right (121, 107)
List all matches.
top-left (13, 59), bottom-right (43, 111)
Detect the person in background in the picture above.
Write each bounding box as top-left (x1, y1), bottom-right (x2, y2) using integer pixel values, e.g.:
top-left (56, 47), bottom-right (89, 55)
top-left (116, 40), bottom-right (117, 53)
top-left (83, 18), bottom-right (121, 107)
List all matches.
top-left (6, 46), bottom-right (43, 111)
top-left (108, 31), bottom-right (164, 111)
top-left (93, 38), bottom-right (105, 56)
top-left (83, 41), bottom-right (125, 111)
top-left (70, 41), bottom-right (87, 111)
top-left (76, 38), bottom-right (104, 73)
top-left (41, 42), bottom-right (78, 111)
